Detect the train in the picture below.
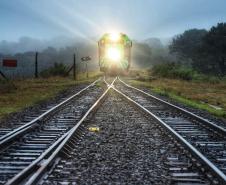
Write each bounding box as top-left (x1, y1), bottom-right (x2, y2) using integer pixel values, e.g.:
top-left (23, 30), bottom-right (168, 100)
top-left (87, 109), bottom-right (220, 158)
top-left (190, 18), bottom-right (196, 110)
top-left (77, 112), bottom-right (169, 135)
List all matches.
top-left (98, 33), bottom-right (132, 74)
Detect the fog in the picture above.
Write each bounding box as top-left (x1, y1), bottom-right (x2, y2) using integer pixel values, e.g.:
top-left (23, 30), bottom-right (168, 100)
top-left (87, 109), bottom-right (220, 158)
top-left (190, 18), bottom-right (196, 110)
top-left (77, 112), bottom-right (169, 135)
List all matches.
top-left (0, 36), bottom-right (87, 54)
top-left (0, 36), bottom-right (172, 78)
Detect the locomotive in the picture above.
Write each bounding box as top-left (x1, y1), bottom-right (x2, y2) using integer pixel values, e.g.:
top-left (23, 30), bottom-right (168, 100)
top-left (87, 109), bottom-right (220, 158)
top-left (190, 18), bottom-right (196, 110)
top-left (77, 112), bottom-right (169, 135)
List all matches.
top-left (98, 33), bottom-right (132, 74)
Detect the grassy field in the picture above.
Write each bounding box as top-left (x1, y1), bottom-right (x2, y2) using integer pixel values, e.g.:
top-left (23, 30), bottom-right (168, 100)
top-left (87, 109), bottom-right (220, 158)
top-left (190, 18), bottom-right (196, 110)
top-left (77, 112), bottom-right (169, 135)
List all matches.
top-left (0, 71), bottom-right (102, 119)
top-left (128, 78), bottom-right (226, 118)
top-left (1, 69), bottom-right (225, 120)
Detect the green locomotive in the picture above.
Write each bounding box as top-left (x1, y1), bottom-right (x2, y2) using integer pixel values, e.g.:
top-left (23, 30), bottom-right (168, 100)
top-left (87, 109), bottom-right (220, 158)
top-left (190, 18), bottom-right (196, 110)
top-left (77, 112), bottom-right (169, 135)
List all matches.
top-left (98, 33), bottom-right (132, 74)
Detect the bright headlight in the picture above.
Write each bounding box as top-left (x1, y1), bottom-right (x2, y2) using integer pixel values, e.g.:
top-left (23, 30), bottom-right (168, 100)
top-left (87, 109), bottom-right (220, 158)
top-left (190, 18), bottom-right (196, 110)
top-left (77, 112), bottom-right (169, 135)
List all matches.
top-left (106, 47), bottom-right (121, 61)
top-left (109, 33), bottom-right (120, 42)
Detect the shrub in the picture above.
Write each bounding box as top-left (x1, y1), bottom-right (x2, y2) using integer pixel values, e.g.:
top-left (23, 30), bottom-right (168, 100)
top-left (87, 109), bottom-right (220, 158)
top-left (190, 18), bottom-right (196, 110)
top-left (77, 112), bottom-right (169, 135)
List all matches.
top-left (40, 63), bottom-right (68, 77)
top-left (152, 63), bottom-right (196, 80)
top-left (222, 76), bottom-right (226, 82)
top-left (193, 74), bottom-right (221, 83)
top-left (151, 63), bottom-right (225, 82)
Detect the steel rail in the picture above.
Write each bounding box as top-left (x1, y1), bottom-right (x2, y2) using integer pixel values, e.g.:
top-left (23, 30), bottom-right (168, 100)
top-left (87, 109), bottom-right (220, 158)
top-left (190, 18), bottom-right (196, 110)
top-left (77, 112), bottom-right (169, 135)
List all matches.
top-left (6, 78), bottom-right (117, 185)
top-left (103, 76), bottom-right (109, 86)
top-left (0, 78), bottom-right (100, 149)
top-left (103, 75), bottom-right (115, 87)
top-left (112, 85), bottom-right (226, 183)
top-left (118, 78), bottom-right (226, 135)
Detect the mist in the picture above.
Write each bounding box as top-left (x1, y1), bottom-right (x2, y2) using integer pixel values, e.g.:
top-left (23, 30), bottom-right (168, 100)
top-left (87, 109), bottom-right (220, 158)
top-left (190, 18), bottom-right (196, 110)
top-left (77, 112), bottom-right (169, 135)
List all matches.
top-left (0, 35), bottom-right (172, 78)
top-left (0, 36), bottom-right (90, 54)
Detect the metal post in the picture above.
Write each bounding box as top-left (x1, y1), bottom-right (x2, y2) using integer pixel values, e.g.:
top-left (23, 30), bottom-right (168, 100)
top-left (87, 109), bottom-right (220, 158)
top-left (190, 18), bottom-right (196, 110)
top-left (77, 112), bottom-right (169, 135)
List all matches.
top-left (35, 52), bottom-right (38, 78)
top-left (73, 53), bottom-right (76, 80)
top-left (86, 62), bottom-right (88, 78)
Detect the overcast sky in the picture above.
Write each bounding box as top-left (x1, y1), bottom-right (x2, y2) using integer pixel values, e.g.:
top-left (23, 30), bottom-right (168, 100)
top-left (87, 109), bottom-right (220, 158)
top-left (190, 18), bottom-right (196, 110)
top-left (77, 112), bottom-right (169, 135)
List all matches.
top-left (1, 0), bottom-right (226, 42)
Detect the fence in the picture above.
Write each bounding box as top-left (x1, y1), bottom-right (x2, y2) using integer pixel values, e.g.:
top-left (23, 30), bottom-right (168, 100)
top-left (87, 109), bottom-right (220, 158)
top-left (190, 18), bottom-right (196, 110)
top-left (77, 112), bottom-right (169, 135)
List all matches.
top-left (0, 54), bottom-right (70, 79)
top-left (0, 50), bottom-right (99, 79)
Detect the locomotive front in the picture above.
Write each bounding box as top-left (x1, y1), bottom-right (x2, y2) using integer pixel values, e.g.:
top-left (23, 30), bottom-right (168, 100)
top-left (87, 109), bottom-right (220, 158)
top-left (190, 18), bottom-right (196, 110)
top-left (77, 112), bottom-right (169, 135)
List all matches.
top-left (98, 33), bottom-right (132, 74)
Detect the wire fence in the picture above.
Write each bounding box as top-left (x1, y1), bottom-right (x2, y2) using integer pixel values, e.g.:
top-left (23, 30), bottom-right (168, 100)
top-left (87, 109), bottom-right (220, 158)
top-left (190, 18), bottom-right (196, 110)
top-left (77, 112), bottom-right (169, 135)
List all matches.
top-left (0, 57), bottom-right (36, 79)
top-left (0, 52), bottom-right (98, 79)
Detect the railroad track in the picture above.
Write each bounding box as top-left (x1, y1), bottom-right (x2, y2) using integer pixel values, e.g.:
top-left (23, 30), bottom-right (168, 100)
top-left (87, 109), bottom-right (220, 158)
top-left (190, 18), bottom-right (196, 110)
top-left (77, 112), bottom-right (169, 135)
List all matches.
top-left (0, 79), bottom-right (105, 184)
top-left (0, 81), bottom-right (99, 147)
top-left (115, 77), bottom-right (226, 183)
top-left (14, 76), bottom-right (216, 185)
top-left (0, 77), bottom-right (226, 184)
top-left (37, 85), bottom-right (211, 185)
top-left (0, 84), bottom-right (89, 139)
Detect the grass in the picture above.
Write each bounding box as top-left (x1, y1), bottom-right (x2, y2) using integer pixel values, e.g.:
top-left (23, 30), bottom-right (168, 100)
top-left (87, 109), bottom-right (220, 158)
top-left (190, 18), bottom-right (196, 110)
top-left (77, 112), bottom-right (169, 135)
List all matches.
top-left (128, 78), bottom-right (226, 118)
top-left (0, 71), bottom-right (102, 120)
top-left (76, 71), bottom-right (103, 80)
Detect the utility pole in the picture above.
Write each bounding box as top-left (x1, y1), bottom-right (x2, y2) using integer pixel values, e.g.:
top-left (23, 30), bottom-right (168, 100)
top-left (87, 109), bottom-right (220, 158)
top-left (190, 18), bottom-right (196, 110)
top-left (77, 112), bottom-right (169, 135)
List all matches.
top-left (35, 52), bottom-right (38, 78)
top-left (73, 53), bottom-right (76, 80)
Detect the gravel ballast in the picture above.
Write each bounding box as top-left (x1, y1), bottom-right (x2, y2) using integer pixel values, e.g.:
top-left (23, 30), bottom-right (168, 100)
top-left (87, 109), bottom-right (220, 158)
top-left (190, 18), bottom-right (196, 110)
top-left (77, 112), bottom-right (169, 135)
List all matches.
top-left (41, 91), bottom-right (209, 185)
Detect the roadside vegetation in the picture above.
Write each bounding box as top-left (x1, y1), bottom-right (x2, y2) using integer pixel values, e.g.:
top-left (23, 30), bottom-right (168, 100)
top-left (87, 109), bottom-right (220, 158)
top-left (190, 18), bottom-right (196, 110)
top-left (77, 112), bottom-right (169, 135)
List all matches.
top-left (129, 67), bottom-right (226, 118)
top-left (129, 77), bottom-right (226, 118)
top-left (40, 63), bottom-right (69, 77)
top-left (151, 63), bottom-right (225, 83)
top-left (170, 24), bottom-right (226, 76)
top-left (0, 71), bottom-right (101, 119)
top-left (128, 22), bottom-right (226, 119)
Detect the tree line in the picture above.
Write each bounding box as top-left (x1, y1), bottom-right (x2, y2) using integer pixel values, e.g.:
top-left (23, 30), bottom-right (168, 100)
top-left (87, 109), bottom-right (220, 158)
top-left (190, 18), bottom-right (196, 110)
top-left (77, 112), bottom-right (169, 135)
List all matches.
top-left (169, 23), bottom-right (226, 76)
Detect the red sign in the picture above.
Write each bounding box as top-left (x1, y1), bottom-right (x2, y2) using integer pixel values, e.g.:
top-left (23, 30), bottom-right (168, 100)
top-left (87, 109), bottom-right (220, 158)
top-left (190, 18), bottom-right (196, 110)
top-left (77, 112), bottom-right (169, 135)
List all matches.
top-left (3, 59), bottom-right (17, 67)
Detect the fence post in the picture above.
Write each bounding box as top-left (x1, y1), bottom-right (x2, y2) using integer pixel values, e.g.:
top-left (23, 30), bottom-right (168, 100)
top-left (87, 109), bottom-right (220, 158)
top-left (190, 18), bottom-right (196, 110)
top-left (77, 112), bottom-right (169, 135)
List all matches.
top-left (73, 53), bottom-right (76, 80)
top-left (35, 52), bottom-right (38, 78)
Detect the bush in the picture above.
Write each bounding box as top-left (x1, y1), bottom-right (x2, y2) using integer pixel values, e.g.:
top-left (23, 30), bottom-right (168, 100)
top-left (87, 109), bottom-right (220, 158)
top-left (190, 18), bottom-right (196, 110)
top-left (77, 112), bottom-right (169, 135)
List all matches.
top-left (222, 76), bottom-right (226, 82)
top-left (40, 63), bottom-right (68, 77)
top-left (151, 63), bottom-right (225, 82)
top-left (192, 74), bottom-right (221, 83)
top-left (152, 63), bottom-right (196, 80)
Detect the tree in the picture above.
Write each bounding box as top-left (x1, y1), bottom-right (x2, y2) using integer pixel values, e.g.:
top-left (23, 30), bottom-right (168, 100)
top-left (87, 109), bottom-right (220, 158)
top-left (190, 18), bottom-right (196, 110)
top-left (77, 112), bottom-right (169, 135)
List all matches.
top-left (202, 23), bottom-right (226, 76)
top-left (169, 29), bottom-right (207, 61)
top-left (169, 29), bottom-right (208, 72)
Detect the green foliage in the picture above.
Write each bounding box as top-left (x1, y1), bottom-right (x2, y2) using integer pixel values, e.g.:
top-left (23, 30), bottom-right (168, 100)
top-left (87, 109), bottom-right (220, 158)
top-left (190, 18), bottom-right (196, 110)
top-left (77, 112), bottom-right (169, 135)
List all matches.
top-left (192, 74), bottom-right (221, 83)
top-left (169, 23), bottom-right (226, 76)
top-left (222, 76), bottom-right (226, 81)
top-left (40, 63), bottom-right (68, 77)
top-left (169, 29), bottom-right (207, 58)
top-left (151, 63), bottom-right (224, 83)
top-left (202, 23), bottom-right (226, 75)
top-left (152, 63), bottom-right (196, 80)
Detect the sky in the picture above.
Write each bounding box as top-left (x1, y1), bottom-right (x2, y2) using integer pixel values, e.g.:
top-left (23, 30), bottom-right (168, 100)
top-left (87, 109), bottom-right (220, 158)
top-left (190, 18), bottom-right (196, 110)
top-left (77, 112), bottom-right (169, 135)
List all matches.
top-left (0, 0), bottom-right (226, 42)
